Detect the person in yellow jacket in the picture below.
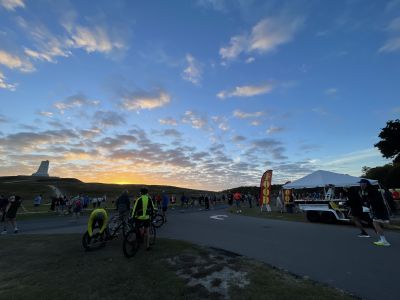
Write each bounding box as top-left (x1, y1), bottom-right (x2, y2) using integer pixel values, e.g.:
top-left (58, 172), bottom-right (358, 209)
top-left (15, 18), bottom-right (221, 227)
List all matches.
top-left (131, 188), bottom-right (156, 250)
top-left (87, 208), bottom-right (108, 237)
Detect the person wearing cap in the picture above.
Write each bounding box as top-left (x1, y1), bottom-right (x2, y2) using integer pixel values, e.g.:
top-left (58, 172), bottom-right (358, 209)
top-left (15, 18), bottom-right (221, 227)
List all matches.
top-left (359, 179), bottom-right (391, 246)
top-left (131, 187), bottom-right (156, 250)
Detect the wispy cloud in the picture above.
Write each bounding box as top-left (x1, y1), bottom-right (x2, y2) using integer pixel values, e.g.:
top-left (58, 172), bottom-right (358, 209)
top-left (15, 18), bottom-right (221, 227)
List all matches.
top-left (121, 90), bottom-right (171, 111)
top-left (220, 16), bottom-right (303, 61)
top-left (325, 88), bottom-right (338, 96)
top-left (93, 110), bottom-right (126, 128)
top-left (159, 117), bottom-right (178, 126)
top-left (38, 111), bottom-right (53, 118)
top-left (233, 109), bottom-right (264, 119)
top-left (266, 126), bottom-right (284, 134)
top-left (312, 107), bottom-right (328, 116)
top-left (182, 53), bottom-right (202, 85)
top-left (54, 94), bottom-right (99, 113)
top-left (217, 83), bottom-right (273, 99)
top-left (379, 17), bottom-right (400, 53)
top-left (245, 57), bottom-right (255, 64)
top-left (0, 50), bottom-right (34, 72)
top-left (0, 0), bottom-right (25, 11)
top-left (0, 71), bottom-right (16, 91)
top-left (212, 116), bottom-right (229, 131)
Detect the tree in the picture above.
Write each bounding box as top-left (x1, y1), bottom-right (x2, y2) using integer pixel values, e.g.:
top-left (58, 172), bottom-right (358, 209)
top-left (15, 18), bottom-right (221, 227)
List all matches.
top-left (374, 119), bottom-right (400, 164)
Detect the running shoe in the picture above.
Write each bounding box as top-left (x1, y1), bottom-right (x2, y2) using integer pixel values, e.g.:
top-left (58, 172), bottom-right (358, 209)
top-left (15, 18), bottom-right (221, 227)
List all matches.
top-left (373, 241), bottom-right (391, 247)
top-left (358, 233), bottom-right (370, 238)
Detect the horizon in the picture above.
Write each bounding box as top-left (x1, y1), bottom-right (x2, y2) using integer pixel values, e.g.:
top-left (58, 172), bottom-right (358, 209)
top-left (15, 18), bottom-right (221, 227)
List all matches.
top-left (1, 0), bottom-right (398, 190)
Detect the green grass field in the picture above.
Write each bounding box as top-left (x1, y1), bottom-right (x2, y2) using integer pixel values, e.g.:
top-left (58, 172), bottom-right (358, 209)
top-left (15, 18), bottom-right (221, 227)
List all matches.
top-left (0, 234), bottom-right (355, 300)
top-left (229, 206), bottom-right (308, 223)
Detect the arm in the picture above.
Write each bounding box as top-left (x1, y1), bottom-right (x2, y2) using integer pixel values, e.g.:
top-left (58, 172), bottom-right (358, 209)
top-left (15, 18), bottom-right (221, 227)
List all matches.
top-left (131, 197), bottom-right (139, 218)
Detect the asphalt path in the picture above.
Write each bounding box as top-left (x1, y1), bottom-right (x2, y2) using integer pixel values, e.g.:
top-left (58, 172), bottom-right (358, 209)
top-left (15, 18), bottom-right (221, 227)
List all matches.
top-left (6, 206), bottom-right (400, 300)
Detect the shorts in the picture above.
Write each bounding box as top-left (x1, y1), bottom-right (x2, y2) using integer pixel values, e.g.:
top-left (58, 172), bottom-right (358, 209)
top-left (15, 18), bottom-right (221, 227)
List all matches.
top-left (136, 219), bottom-right (150, 228)
top-left (349, 206), bottom-right (363, 218)
top-left (162, 207), bottom-right (167, 212)
top-left (371, 208), bottom-right (390, 223)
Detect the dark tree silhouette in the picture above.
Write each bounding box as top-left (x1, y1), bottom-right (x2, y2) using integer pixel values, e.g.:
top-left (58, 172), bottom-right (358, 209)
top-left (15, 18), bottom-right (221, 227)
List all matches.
top-left (374, 119), bottom-right (400, 164)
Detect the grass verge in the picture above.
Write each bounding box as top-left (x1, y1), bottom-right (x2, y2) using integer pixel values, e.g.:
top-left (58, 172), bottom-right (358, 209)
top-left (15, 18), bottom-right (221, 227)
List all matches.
top-left (0, 234), bottom-right (356, 300)
top-left (229, 206), bottom-right (307, 223)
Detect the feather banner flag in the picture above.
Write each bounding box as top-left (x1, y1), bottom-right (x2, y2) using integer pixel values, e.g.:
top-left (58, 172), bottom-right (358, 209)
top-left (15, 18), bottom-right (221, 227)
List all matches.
top-left (259, 170), bottom-right (273, 211)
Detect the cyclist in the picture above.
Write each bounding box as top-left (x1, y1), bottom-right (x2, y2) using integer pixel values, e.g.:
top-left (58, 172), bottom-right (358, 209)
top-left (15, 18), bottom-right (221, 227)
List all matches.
top-left (131, 187), bottom-right (156, 250)
top-left (87, 208), bottom-right (108, 238)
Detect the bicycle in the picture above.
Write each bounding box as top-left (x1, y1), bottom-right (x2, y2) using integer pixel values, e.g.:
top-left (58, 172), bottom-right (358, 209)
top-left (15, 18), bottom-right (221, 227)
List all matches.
top-left (82, 214), bottom-right (132, 251)
top-left (123, 219), bottom-right (156, 258)
top-left (152, 211), bottom-right (165, 228)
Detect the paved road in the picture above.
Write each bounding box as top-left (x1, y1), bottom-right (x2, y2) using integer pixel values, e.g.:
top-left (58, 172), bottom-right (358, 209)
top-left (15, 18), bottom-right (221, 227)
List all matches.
top-left (8, 206), bottom-right (400, 300)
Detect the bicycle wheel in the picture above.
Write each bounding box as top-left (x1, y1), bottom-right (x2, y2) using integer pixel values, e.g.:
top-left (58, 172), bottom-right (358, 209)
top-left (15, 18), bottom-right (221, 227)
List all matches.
top-left (82, 231), bottom-right (105, 251)
top-left (123, 229), bottom-right (139, 258)
top-left (149, 224), bottom-right (156, 246)
top-left (152, 213), bottom-right (164, 228)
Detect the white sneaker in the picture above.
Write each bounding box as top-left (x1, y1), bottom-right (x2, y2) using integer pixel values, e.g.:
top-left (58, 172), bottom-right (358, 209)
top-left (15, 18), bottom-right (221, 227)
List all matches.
top-left (373, 241), bottom-right (391, 247)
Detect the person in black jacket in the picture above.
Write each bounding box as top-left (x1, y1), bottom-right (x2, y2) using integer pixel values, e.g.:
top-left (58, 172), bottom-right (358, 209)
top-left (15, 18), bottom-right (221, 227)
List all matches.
top-left (359, 179), bottom-right (391, 247)
top-left (116, 190), bottom-right (131, 222)
top-left (344, 186), bottom-right (369, 237)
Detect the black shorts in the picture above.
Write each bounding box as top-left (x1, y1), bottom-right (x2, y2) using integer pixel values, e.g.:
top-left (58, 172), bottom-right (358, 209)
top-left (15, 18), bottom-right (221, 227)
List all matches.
top-left (136, 219), bottom-right (150, 228)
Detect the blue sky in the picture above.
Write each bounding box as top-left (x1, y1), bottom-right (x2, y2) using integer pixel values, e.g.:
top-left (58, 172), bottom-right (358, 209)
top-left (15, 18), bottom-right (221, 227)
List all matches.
top-left (0, 0), bottom-right (399, 190)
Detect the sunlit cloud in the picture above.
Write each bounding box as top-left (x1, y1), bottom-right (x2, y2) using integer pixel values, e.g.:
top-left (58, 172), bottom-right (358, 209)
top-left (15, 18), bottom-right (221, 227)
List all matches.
top-left (159, 117), bottom-right (178, 126)
top-left (121, 90), bottom-right (171, 111)
top-left (182, 111), bottom-right (207, 129)
top-left (182, 53), bottom-right (202, 85)
top-left (0, 0), bottom-right (25, 11)
top-left (220, 16), bottom-right (303, 61)
top-left (0, 71), bottom-right (16, 91)
top-left (0, 49), bottom-right (35, 72)
top-left (217, 83), bottom-right (273, 99)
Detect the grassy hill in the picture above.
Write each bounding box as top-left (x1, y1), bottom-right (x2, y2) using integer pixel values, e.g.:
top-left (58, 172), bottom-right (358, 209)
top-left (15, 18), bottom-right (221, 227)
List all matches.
top-left (0, 176), bottom-right (214, 211)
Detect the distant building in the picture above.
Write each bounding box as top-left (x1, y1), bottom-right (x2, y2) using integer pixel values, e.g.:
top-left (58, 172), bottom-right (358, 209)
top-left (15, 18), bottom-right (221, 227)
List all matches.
top-left (32, 160), bottom-right (50, 177)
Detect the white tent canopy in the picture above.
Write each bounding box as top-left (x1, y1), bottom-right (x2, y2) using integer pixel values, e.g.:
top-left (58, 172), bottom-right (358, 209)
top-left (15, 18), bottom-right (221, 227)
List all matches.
top-left (282, 170), bottom-right (378, 189)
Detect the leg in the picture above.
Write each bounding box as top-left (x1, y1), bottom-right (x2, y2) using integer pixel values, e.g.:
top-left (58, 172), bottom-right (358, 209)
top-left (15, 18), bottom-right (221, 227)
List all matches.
top-left (352, 216), bottom-right (367, 234)
top-left (145, 226), bottom-right (150, 249)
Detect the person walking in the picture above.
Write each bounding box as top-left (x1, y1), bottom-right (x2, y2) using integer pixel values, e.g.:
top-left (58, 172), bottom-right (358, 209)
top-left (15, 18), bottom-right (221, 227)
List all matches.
top-left (204, 194), bottom-right (210, 210)
top-left (233, 191), bottom-right (242, 213)
top-left (161, 191), bottom-right (169, 222)
top-left (359, 179), bottom-right (391, 246)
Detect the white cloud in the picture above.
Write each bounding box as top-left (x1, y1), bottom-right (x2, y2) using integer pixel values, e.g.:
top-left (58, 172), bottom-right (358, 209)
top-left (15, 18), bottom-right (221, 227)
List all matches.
top-left (212, 116), bottom-right (229, 131)
top-left (250, 120), bottom-right (261, 126)
top-left (0, 71), bottom-right (16, 91)
top-left (38, 111), bottom-right (53, 118)
top-left (182, 53), bottom-right (202, 85)
top-left (266, 126), bottom-right (284, 134)
top-left (312, 107), bottom-right (328, 116)
top-left (325, 88), bottom-right (338, 96)
top-left (245, 57), bottom-right (255, 63)
top-left (387, 17), bottom-right (400, 31)
top-left (220, 16), bottom-right (303, 61)
top-left (0, 50), bottom-right (34, 72)
top-left (0, 0), bottom-right (25, 11)
top-left (379, 37), bottom-right (400, 53)
top-left (182, 111), bottom-right (207, 129)
top-left (69, 25), bottom-right (124, 54)
top-left (217, 83), bottom-right (273, 99)
top-left (121, 91), bottom-right (170, 111)
top-left (233, 109), bottom-right (264, 119)
top-left (159, 118), bottom-right (178, 126)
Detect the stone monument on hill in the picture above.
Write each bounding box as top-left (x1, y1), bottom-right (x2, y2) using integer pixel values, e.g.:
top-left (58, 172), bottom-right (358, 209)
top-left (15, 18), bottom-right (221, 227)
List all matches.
top-left (32, 160), bottom-right (50, 177)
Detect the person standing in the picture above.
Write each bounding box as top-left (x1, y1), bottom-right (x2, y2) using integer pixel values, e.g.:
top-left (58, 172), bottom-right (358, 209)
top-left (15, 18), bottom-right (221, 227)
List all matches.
top-left (233, 191), bottom-right (242, 213)
top-left (116, 190), bottom-right (130, 222)
top-left (0, 195), bottom-right (9, 229)
top-left (359, 179), bottom-right (391, 246)
top-left (33, 194), bottom-right (42, 208)
top-left (204, 194), bottom-right (210, 210)
top-left (344, 186), bottom-right (369, 237)
top-left (2, 196), bottom-right (22, 234)
top-left (161, 191), bottom-right (169, 222)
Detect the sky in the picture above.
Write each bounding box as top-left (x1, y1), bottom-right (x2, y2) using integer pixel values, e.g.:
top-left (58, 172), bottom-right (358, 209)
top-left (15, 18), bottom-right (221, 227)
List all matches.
top-left (0, 0), bottom-right (399, 191)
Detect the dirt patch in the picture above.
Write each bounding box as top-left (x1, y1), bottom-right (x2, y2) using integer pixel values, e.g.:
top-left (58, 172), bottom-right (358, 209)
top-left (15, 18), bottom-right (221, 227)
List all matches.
top-left (166, 249), bottom-right (250, 299)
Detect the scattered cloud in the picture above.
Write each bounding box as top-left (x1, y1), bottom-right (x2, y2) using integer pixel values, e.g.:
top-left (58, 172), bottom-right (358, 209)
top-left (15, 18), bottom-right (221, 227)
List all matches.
top-left (212, 116), bottom-right (229, 132)
top-left (159, 117), bottom-right (178, 126)
top-left (182, 111), bottom-right (207, 129)
top-left (0, 50), bottom-right (35, 72)
top-left (325, 88), bottom-right (338, 96)
top-left (248, 138), bottom-right (287, 160)
top-left (0, 114), bottom-right (9, 123)
top-left (121, 90), bottom-right (171, 111)
top-left (233, 109), bottom-right (264, 119)
top-left (182, 53), bottom-right (202, 85)
top-left (250, 120), bottom-right (261, 126)
top-left (54, 94), bottom-right (99, 113)
top-left (0, 0), bottom-right (25, 11)
top-left (162, 129), bottom-right (182, 138)
top-left (220, 16), bottom-right (304, 62)
top-left (38, 111), bottom-right (53, 118)
top-left (266, 126), bottom-right (284, 134)
top-left (93, 110), bottom-right (126, 128)
top-left (0, 71), bottom-right (16, 91)
top-left (232, 135), bottom-right (246, 142)
top-left (217, 83), bottom-right (273, 99)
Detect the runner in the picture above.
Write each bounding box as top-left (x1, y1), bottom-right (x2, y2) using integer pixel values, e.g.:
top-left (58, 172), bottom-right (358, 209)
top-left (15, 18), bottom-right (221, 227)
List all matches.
top-left (2, 195), bottom-right (22, 234)
top-left (233, 191), bottom-right (242, 213)
top-left (343, 186), bottom-right (369, 237)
